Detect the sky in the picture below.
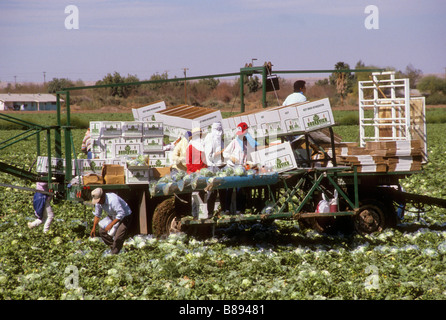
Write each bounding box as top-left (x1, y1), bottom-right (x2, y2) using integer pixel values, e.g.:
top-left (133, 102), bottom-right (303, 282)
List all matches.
top-left (1, 0), bottom-right (445, 84)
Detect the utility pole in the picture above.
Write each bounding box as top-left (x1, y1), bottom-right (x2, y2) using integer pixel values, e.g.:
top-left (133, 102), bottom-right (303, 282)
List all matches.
top-left (182, 68), bottom-right (189, 104)
top-left (43, 71), bottom-right (46, 85)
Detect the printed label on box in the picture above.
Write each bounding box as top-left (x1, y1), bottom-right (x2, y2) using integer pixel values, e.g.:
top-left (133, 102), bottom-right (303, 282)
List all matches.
top-left (251, 142), bottom-right (297, 173)
top-left (143, 122), bottom-right (164, 136)
top-left (142, 136), bottom-right (164, 152)
top-left (122, 121), bottom-right (144, 137)
top-left (112, 143), bottom-right (143, 158)
top-left (101, 121), bottom-right (122, 137)
top-left (296, 98), bottom-right (335, 132)
top-left (134, 101), bottom-right (166, 121)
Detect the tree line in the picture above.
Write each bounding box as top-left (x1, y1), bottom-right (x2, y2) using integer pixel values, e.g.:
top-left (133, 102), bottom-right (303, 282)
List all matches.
top-left (2, 61), bottom-right (445, 109)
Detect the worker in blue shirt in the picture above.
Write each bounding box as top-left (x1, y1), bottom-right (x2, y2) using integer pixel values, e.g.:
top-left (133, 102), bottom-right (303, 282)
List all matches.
top-left (89, 188), bottom-right (132, 254)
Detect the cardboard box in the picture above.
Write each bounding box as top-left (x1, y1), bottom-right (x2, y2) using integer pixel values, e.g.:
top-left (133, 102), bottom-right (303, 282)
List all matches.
top-left (154, 105), bottom-right (222, 134)
top-left (83, 173), bottom-right (104, 185)
top-left (152, 167), bottom-right (171, 179)
top-left (102, 164), bottom-right (125, 184)
top-left (278, 105), bottom-right (302, 134)
top-left (250, 142), bottom-right (297, 173)
top-left (295, 98), bottom-right (335, 132)
top-left (132, 100), bottom-right (166, 121)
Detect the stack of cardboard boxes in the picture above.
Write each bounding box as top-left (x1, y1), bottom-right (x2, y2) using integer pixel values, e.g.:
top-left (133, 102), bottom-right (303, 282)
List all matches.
top-left (330, 140), bottom-right (424, 173)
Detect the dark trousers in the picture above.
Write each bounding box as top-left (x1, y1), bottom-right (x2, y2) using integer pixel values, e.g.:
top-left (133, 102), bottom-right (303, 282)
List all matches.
top-left (207, 188), bottom-right (227, 216)
top-left (99, 215), bottom-right (132, 254)
top-left (225, 187), bottom-right (246, 213)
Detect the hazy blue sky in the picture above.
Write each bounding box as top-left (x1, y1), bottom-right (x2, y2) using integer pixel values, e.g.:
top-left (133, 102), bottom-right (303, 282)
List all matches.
top-left (1, 0), bottom-right (445, 83)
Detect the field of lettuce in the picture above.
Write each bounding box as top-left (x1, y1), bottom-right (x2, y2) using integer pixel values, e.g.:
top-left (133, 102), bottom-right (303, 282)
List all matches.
top-left (1, 121), bottom-right (446, 301)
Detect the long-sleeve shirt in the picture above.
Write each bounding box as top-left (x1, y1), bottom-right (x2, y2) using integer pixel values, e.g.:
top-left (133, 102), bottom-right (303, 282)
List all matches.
top-left (186, 139), bottom-right (207, 173)
top-left (171, 136), bottom-right (188, 172)
top-left (94, 193), bottom-right (132, 221)
top-left (204, 132), bottom-right (224, 166)
top-left (81, 129), bottom-right (92, 153)
top-left (282, 92), bottom-right (307, 106)
top-left (223, 135), bottom-right (257, 166)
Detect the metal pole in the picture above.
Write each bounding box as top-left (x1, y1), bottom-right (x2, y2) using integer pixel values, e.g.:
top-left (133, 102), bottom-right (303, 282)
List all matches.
top-left (55, 93), bottom-right (62, 158)
top-left (64, 91), bottom-right (72, 183)
top-left (240, 74), bottom-right (245, 113)
top-left (262, 66), bottom-right (267, 108)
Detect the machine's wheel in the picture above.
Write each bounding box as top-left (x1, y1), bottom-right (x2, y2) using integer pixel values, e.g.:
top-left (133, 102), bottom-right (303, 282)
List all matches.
top-left (354, 204), bottom-right (385, 234)
top-left (152, 197), bottom-right (183, 237)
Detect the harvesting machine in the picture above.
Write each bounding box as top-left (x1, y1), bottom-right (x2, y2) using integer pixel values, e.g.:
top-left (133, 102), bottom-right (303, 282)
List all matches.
top-left (1, 65), bottom-right (446, 239)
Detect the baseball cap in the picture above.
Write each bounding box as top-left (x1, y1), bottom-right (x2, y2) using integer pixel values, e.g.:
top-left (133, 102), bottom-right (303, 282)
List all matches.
top-left (236, 122), bottom-right (248, 135)
top-left (91, 188), bottom-right (103, 205)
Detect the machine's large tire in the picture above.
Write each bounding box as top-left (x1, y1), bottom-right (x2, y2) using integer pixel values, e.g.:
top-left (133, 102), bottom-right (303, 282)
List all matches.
top-left (152, 197), bottom-right (183, 238)
top-left (354, 203), bottom-right (386, 234)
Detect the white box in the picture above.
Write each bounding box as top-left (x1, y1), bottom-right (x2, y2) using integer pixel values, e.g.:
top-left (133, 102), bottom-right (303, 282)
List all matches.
top-left (191, 110), bottom-right (222, 132)
top-left (90, 121), bottom-right (103, 138)
top-left (163, 124), bottom-right (187, 141)
top-left (278, 105), bottom-right (302, 134)
top-left (36, 156), bottom-right (75, 175)
top-left (155, 105), bottom-right (222, 133)
top-left (101, 121), bottom-right (122, 137)
top-left (133, 101), bottom-right (166, 121)
top-left (112, 143), bottom-right (143, 158)
top-left (102, 137), bottom-right (123, 159)
top-left (143, 121), bottom-right (164, 136)
top-left (125, 166), bottom-right (153, 184)
top-left (148, 157), bottom-right (168, 167)
top-left (122, 121), bottom-right (144, 137)
top-left (295, 98), bottom-right (335, 132)
top-left (91, 138), bottom-right (105, 154)
top-left (256, 110), bottom-right (282, 137)
top-left (250, 142), bottom-right (297, 173)
top-left (77, 158), bottom-right (107, 174)
top-left (142, 136), bottom-right (164, 152)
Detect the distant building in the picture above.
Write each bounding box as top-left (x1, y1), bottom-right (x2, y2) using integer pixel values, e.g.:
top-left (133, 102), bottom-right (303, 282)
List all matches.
top-left (0, 93), bottom-right (61, 111)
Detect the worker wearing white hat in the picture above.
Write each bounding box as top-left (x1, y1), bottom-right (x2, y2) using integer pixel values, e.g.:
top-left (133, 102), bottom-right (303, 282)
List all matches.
top-left (89, 188), bottom-right (132, 254)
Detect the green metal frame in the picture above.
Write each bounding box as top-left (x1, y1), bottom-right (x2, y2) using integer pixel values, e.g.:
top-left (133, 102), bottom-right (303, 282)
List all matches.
top-left (1, 64), bottom-right (384, 200)
top-left (0, 113), bottom-right (55, 183)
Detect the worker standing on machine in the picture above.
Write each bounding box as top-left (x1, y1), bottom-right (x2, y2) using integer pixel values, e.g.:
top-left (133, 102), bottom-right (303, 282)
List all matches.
top-left (282, 80), bottom-right (307, 106)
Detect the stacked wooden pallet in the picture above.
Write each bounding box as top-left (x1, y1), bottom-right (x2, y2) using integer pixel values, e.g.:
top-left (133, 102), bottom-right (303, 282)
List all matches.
top-left (327, 140), bottom-right (424, 173)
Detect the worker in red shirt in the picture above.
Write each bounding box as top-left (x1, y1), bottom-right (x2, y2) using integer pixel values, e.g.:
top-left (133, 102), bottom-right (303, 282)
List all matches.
top-left (186, 127), bottom-right (207, 173)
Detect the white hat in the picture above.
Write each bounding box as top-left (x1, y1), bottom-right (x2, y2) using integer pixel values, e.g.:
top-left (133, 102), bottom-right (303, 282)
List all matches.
top-left (91, 188), bottom-right (103, 205)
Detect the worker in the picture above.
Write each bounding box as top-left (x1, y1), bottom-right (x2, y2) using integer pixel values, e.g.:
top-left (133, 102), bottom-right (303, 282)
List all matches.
top-left (223, 122), bottom-right (257, 167)
top-left (223, 122), bottom-right (257, 214)
top-left (170, 131), bottom-right (191, 178)
top-left (81, 128), bottom-right (92, 159)
top-left (186, 127), bottom-right (207, 174)
top-left (89, 188), bottom-right (132, 254)
top-left (28, 181), bottom-right (54, 233)
top-left (186, 127), bottom-right (208, 219)
top-left (203, 121), bottom-right (227, 216)
top-left (282, 80), bottom-right (307, 106)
